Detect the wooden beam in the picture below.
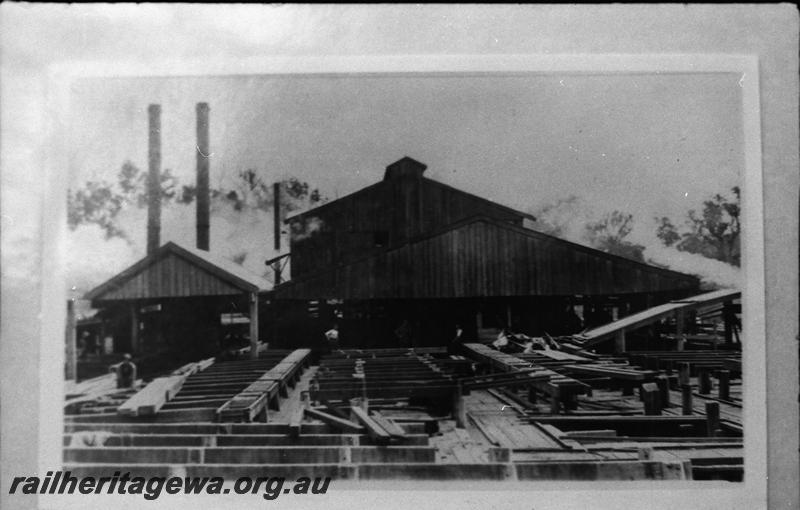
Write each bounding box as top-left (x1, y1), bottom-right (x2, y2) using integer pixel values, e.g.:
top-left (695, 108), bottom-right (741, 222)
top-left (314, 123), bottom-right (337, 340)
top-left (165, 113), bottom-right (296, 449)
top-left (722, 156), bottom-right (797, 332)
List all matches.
top-left (305, 407), bottom-right (364, 433)
top-left (117, 375), bottom-right (186, 416)
top-left (562, 364), bottom-right (653, 381)
top-left (350, 405), bottom-right (391, 442)
top-left (371, 411), bottom-right (407, 438)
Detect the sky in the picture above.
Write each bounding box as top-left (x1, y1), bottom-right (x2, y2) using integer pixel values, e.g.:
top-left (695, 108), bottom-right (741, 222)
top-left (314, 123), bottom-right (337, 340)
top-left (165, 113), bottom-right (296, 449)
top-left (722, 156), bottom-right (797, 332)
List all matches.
top-left (65, 71), bottom-right (743, 292)
top-left (70, 72), bottom-right (743, 216)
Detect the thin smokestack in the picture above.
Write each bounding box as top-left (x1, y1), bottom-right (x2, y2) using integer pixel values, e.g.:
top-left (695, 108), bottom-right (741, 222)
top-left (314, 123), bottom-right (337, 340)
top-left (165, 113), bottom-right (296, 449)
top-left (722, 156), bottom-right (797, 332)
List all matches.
top-left (146, 104), bottom-right (161, 254)
top-left (273, 182), bottom-right (281, 251)
top-left (196, 102), bottom-right (210, 251)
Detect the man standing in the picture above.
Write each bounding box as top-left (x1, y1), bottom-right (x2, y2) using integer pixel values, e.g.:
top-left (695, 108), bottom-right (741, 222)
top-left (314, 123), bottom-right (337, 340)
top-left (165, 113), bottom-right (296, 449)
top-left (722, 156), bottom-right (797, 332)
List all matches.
top-left (116, 353), bottom-right (137, 389)
top-left (324, 324), bottom-right (340, 353)
top-left (448, 323), bottom-right (464, 355)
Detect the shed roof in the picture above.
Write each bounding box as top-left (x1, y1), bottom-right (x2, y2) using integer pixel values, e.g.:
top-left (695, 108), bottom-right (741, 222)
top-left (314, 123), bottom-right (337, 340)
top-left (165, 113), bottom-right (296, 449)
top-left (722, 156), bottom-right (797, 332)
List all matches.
top-left (285, 174), bottom-right (536, 224)
top-left (85, 241), bottom-right (271, 302)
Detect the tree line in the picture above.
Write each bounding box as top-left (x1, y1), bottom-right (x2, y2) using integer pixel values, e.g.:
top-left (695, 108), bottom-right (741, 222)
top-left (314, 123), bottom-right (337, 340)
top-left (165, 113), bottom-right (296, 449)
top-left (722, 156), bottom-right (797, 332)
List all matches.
top-left (69, 161), bottom-right (740, 268)
top-left (533, 186), bottom-right (741, 267)
top-left (68, 161), bottom-right (326, 242)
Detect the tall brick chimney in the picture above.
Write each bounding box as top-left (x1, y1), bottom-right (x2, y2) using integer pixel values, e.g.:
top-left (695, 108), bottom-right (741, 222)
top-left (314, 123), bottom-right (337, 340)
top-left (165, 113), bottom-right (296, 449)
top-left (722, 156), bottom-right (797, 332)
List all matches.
top-left (146, 104), bottom-right (161, 254)
top-left (196, 103), bottom-right (210, 251)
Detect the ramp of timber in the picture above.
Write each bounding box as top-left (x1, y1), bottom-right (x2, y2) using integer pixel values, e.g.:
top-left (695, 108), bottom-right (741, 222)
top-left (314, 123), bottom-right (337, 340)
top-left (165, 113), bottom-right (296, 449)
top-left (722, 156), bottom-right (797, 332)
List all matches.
top-left (570, 289), bottom-right (741, 349)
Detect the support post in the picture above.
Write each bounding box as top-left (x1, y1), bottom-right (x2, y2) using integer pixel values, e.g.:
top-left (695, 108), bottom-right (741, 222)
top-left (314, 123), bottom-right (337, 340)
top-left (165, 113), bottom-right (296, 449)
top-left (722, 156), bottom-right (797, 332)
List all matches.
top-left (655, 375), bottom-right (670, 407)
top-left (249, 292), bottom-right (259, 360)
top-left (642, 382), bottom-right (661, 415)
top-left (130, 302), bottom-right (139, 354)
top-left (723, 301), bottom-right (733, 346)
top-left (681, 384), bottom-right (693, 415)
top-left (527, 386), bottom-right (537, 404)
top-left (452, 382), bottom-right (466, 428)
top-left (65, 299), bottom-right (77, 381)
top-left (698, 369), bottom-right (712, 394)
top-left (718, 370), bottom-right (730, 401)
top-left (614, 329), bottom-right (626, 354)
top-left (549, 387), bottom-right (561, 414)
top-left (705, 401), bottom-right (720, 437)
top-left (678, 362), bottom-right (691, 386)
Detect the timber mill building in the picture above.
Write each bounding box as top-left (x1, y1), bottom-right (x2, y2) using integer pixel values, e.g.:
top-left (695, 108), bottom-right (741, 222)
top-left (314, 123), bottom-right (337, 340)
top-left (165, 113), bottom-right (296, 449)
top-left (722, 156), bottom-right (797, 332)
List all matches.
top-left (81, 155), bottom-right (700, 358)
top-left (269, 156), bottom-right (700, 349)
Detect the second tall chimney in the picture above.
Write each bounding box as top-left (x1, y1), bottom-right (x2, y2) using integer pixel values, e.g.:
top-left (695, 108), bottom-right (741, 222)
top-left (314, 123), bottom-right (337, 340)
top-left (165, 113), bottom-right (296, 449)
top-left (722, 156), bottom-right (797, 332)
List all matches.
top-left (196, 103), bottom-right (210, 251)
top-left (146, 104), bottom-right (161, 254)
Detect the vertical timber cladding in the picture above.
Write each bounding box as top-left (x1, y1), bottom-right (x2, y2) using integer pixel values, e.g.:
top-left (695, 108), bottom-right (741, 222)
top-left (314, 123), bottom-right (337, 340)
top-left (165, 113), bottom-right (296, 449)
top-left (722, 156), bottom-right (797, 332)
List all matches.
top-left (277, 217), bottom-right (699, 301)
top-left (98, 253), bottom-right (243, 300)
top-left (85, 243), bottom-right (270, 355)
top-left (280, 158), bottom-right (698, 305)
top-left (287, 164), bottom-right (531, 280)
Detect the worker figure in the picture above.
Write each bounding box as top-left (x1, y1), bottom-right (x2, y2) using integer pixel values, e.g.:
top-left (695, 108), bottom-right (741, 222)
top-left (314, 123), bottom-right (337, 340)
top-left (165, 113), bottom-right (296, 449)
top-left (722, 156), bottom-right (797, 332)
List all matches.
top-left (116, 354), bottom-right (137, 389)
top-left (448, 323), bottom-right (464, 355)
top-left (324, 324), bottom-right (340, 353)
top-left (78, 331), bottom-right (89, 359)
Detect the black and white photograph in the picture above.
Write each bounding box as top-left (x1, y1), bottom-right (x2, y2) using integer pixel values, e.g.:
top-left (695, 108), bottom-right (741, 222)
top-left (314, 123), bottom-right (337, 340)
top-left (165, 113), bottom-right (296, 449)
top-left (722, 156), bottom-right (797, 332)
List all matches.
top-left (1, 4), bottom-right (797, 510)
